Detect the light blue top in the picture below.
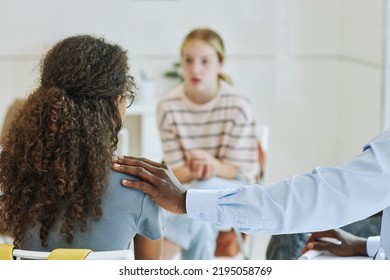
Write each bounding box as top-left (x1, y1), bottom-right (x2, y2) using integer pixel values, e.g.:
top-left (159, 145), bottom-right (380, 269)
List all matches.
top-left (21, 170), bottom-right (166, 251)
top-left (186, 129), bottom-right (390, 258)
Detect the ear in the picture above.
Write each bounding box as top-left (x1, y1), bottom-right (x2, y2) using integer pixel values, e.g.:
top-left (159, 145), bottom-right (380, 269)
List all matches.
top-left (115, 95), bottom-right (121, 104)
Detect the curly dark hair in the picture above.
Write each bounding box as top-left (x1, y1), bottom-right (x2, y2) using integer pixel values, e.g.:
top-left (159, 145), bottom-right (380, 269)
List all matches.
top-left (0, 35), bottom-right (136, 248)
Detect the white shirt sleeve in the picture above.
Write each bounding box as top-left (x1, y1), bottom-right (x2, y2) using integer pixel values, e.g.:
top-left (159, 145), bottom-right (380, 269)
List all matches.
top-left (366, 236), bottom-right (381, 258)
top-left (186, 129), bottom-right (390, 235)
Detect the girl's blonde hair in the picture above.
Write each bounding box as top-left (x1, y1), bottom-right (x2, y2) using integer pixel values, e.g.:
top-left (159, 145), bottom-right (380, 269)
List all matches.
top-left (181, 28), bottom-right (232, 84)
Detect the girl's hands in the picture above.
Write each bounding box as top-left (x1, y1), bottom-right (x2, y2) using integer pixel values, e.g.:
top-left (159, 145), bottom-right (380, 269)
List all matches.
top-left (185, 150), bottom-right (220, 179)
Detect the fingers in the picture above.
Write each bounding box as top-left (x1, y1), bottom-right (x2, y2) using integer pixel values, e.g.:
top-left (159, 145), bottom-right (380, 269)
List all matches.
top-left (185, 150), bottom-right (218, 179)
top-left (303, 230), bottom-right (345, 257)
top-left (306, 230), bottom-right (336, 243)
top-left (202, 164), bottom-right (210, 179)
top-left (120, 178), bottom-right (152, 193)
top-left (193, 160), bottom-right (203, 176)
top-left (113, 156), bottom-right (163, 174)
top-left (202, 163), bottom-right (215, 179)
top-left (138, 157), bottom-right (166, 168)
top-left (120, 172), bottom-right (187, 215)
top-left (112, 161), bottom-right (158, 185)
top-left (185, 151), bottom-right (194, 160)
top-left (303, 230), bottom-right (338, 255)
top-left (186, 158), bottom-right (204, 179)
top-left (185, 157), bottom-right (193, 170)
top-left (306, 241), bottom-right (339, 253)
top-left (302, 240), bottom-right (332, 256)
top-left (113, 155), bottom-right (165, 169)
top-left (301, 247), bottom-right (309, 255)
top-left (205, 158), bottom-right (219, 178)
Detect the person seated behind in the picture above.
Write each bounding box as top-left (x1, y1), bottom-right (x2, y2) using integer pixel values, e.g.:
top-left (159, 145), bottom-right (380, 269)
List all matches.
top-left (157, 28), bottom-right (260, 259)
top-left (0, 35), bottom-right (165, 259)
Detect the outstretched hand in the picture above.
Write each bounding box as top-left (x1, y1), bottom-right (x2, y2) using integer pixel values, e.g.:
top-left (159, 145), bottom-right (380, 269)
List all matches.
top-left (301, 229), bottom-right (367, 257)
top-left (112, 156), bottom-right (187, 214)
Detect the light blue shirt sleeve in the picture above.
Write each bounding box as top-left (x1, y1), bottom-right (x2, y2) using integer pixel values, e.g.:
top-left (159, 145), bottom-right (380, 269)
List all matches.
top-left (366, 236), bottom-right (381, 257)
top-left (186, 129), bottom-right (390, 235)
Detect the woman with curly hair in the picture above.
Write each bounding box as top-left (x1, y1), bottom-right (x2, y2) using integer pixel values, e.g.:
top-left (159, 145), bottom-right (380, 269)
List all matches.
top-left (0, 35), bottom-right (165, 259)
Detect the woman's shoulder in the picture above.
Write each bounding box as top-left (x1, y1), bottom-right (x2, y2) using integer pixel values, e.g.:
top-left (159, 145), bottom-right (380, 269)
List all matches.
top-left (107, 170), bottom-right (143, 197)
top-left (106, 170), bottom-right (165, 212)
top-left (107, 171), bottom-right (166, 223)
top-left (109, 169), bottom-right (139, 181)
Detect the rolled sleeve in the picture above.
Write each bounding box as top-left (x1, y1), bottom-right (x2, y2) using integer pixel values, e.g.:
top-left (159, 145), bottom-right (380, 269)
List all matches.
top-left (186, 189), bottom-right (221, 224)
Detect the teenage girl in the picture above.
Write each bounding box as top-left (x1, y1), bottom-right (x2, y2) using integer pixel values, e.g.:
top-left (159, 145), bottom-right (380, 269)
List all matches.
top-left (157, 28), bottom-right (260, 259)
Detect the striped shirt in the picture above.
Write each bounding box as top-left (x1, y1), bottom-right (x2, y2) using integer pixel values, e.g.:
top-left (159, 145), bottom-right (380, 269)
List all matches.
top-left (157, 81), bottom-right (258, 183)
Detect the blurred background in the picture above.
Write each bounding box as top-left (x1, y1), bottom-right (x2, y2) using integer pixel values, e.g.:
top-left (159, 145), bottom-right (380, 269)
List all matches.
top-left (0, 0), bottom-right (387, 258)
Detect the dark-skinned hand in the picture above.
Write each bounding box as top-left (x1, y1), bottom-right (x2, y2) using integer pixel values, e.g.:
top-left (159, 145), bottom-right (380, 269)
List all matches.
top-left (301, 228), bottom-right (367, 257)
top-left (112, 156), bottom-right (187, 214)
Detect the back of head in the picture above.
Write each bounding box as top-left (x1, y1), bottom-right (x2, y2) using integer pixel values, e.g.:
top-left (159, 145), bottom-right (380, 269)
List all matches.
top-left (41, 35), bottom-right (130, 100)
top-left (0, 35), bottom-right (135, 248)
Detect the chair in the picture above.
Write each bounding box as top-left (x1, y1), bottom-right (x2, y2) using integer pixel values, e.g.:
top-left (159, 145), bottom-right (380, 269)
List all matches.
top-left (0, 244), bottom-right (134, 260)
top-left (214, 125), bottom-right (268, 259)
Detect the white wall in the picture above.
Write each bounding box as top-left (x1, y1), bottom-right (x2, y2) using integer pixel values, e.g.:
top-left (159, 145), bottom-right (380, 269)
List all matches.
top-left (265, 0), bottom-right (383, 183)
top-left (337, 0), bottom-right (383, 162)
top-left (0, 0), bottom-right (384, 190)
top-left (1, 0), bottom-right (383, 177)
top-left (0, 0), bottom-right (275, 159)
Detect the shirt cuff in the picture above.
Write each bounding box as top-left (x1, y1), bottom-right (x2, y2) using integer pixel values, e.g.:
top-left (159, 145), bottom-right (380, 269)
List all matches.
top-left (366, 236), bottom-right (381, 257)
top-left (186, 189), bottom-right (220, 224)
